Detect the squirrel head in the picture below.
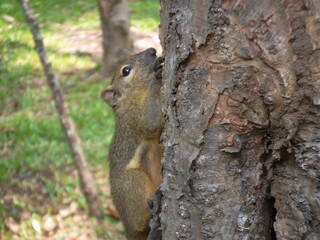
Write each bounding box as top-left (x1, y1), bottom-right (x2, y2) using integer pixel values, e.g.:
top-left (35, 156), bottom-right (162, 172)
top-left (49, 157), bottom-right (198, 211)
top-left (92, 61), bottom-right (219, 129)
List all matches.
top-left (101, 48), bottom-right (163, 109)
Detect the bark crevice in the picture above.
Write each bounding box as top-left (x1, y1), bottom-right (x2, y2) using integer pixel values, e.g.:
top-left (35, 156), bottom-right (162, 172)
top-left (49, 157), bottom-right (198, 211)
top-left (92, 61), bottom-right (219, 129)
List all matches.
top-left (266, 196), bottom-right (277, 240)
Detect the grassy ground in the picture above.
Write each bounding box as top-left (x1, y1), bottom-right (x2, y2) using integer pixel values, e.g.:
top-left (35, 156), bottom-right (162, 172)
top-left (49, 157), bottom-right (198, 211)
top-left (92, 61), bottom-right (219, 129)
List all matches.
top-left (0, 0), bottom-right (160, 239)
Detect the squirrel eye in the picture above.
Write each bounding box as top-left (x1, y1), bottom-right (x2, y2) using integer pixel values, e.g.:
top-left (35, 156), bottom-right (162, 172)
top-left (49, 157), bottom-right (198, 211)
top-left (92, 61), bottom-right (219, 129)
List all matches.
top-left (122, 66), bottom-right (132, 77)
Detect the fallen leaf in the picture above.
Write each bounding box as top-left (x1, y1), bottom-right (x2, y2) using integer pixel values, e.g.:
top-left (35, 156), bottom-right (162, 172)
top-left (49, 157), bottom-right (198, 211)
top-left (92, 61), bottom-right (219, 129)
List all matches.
top-left (32, 218), bottom-right (41, 233)
top-left (59, 208), bottom-right (70, 218)
top-left (2, 15), bottom-right (15, 23)
top-left (59, 201), bottom-right (78, 218)
top-left (73, 214), bottom-right (84, 222)
top-left (5, 217), bottom-right (20, 233)
top-left (69, 231), bottom-right (80, 240)
top-left (70, 201), bottom-right (78, 212)
top-left (78, 234), bottom-right (90, 240)
top-left (43, 216), bottom-right (58, 232)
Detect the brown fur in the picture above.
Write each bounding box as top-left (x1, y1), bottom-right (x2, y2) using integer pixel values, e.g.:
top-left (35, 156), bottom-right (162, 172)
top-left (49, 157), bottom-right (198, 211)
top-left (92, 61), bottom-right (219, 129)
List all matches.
top-left (101, 48), bottom-right (164, 240)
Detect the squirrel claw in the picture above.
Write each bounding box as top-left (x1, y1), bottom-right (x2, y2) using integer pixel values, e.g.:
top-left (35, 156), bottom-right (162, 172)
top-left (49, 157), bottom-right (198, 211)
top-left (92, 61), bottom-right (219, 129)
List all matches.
top-left (153, 57), bottom-right (164, 80)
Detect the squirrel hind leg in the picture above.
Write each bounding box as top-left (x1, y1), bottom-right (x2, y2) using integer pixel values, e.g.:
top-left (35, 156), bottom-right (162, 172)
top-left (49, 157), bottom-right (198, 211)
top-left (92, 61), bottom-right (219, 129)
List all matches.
top-left (125, 228), bottom-right (150, 240)
top-left (114, 168), bottom-right (153, 238)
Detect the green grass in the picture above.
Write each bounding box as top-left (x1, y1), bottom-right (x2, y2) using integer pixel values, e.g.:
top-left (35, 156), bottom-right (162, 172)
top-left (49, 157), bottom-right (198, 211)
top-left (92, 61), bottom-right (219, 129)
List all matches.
top-left (129, 0), bottom-right (160, 30)
top-left (0, 0), bottom-right (160, 238)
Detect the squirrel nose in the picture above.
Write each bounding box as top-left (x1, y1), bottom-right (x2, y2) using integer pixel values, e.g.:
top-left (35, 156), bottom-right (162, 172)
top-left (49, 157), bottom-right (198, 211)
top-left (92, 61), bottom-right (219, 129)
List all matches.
top-left (146, 48), bottom-right (156, 56)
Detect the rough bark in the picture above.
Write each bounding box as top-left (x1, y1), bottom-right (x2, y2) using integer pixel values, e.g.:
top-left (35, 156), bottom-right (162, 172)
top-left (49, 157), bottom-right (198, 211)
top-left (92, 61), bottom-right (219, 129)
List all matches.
top-left (19, 0), bottom-right (102, 220)
top-left (154, 0), bottom-right (320, 239)
top-left (97, 0), bottom-right (133, 77)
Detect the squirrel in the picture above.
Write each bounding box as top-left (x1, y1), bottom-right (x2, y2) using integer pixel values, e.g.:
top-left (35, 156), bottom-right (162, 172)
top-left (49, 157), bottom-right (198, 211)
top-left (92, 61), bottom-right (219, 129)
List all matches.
top-left (101, 48), bottom-right (164, 240)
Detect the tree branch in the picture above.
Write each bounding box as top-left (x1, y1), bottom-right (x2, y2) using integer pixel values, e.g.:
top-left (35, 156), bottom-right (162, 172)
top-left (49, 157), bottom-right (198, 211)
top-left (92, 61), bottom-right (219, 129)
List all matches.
top-left (18, 0), bottom-right (102, 220)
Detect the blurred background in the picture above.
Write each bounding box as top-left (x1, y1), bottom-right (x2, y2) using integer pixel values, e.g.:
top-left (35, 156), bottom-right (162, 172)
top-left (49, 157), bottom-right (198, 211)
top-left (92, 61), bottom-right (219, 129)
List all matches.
top-left (0, 0), bottom-right (160, 239)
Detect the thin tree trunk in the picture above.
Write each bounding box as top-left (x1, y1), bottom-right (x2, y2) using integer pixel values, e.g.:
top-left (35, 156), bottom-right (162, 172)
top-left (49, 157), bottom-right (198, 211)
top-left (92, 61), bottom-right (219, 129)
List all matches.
top-left (18, 0), bottom-right (102, 220)
top-left (153, 0), bottom-right (320, 239)
top-left (97, 0), bottom-right (133, 77)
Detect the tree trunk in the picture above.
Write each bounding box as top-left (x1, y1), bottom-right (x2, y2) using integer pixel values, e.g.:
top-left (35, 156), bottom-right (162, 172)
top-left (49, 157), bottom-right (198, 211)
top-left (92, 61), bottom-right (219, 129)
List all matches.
top-left (155, 0), bottom-right (320, 239)
top-left (97, 0), bottom-right (133, 77)
top-left (19, 0), bottom-right (102, 220)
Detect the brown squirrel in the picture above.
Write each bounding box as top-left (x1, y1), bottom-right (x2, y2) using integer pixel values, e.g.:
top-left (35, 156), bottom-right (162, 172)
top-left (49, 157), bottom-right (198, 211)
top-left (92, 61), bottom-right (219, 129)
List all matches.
top-left (101, 48), bottom-right (164, 240)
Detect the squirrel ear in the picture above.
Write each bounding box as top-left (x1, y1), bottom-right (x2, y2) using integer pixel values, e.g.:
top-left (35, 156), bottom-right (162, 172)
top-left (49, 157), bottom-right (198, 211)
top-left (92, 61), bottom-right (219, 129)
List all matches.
top-left (101, 86), bottom-right (121, 107)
